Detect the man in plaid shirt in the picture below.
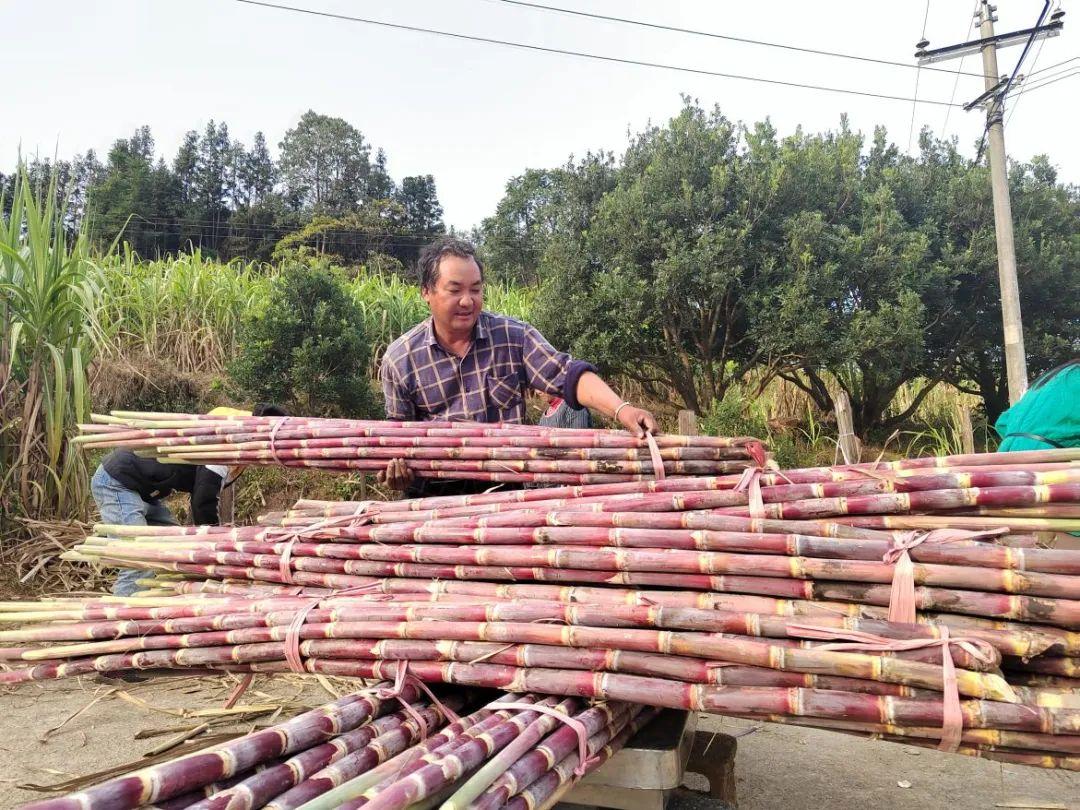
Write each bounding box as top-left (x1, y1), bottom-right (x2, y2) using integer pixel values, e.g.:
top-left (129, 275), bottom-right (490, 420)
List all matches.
top-left (378, 237), bottom-right (657, 494)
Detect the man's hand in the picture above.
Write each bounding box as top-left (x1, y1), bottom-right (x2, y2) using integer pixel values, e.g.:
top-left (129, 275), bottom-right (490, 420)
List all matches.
top-left (376, 459), bottom-right (415, 492)
top-left (616, 405), bottom-right (659, 438)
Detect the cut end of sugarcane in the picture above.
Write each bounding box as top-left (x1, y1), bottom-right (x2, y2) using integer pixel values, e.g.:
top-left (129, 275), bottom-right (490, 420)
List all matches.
top-left (983, 673), bottom-right (1021, 704)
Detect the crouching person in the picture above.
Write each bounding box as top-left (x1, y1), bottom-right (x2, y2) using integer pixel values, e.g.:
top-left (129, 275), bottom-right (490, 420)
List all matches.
top-left (90, 403), bottom-right (287, 596)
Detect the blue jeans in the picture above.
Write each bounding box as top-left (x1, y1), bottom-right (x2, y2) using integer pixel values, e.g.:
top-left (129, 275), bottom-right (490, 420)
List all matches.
top-left (90, 466), bottom-right (179, 596)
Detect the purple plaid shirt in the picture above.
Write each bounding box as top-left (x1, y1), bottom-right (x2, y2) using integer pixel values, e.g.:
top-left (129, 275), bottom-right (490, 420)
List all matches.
top-left (380, 312), bottom-right (595, 424)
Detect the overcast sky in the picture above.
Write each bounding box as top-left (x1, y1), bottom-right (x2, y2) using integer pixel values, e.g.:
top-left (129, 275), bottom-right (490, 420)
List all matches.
top-left (3, 0), bottom-right (1076, 230)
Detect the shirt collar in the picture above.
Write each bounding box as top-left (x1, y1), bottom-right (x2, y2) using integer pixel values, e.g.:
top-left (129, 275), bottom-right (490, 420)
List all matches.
top-left (423, 317), bottom-right (439, 348)
top-left (474, 312), bottom-right (489, 342)
top-left (424, 312), bottom-right (489, 347)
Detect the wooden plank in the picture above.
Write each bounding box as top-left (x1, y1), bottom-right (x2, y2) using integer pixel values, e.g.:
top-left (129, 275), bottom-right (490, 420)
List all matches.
top-left (958, 405), bottom-right (975, 454)
top-left (833, 391), bottom-right (861, 464)
top-left (677, 410), bottom-right (698, 436)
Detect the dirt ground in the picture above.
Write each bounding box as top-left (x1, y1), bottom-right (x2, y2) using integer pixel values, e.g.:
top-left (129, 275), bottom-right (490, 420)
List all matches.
top-left (1, 678), bottom-right (1076, 810)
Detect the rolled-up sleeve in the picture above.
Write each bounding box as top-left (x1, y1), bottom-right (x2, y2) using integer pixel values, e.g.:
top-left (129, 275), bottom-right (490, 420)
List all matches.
top-left (521, 325), bottom-right (597, 408)
top-left (379, 356), bottom-right (416, 421)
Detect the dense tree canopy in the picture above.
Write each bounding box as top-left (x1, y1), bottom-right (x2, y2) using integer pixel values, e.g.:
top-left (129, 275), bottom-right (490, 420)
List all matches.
top-left (6, 100), bottom-right (1075, 433)
top-left (515, 102), bottom-right (1078, 433)
top-left (3, 111), bottom-right (446, 265)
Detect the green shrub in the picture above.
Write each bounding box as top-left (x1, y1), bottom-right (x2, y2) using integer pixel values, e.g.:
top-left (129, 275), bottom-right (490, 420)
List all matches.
top-left (700, 385), bottom-right (820, 470)
top-left (229, 263), bottom-right (376, 417)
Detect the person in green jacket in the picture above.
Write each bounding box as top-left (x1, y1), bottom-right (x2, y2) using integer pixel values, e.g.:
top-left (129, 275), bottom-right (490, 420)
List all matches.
top-left (994, 359), bottom-right (1080, 452)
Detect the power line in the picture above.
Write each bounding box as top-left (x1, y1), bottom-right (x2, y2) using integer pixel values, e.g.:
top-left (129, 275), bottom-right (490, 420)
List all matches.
top-left (91, 212), bottom-right (448, 239)
top-left (940, 0), bottom-right (981, 139)
top-left (489, 0), bottom-right (987, 78)
top-left (974, 1), bottom-right (1053, 165)
top-left (87, 216), bottom-right (453, 251)
top-left (233, 0), bottom-right (962, 107)
top-left (88, 226), bottom-right (461, 254)
top-left (1020, 63), bottom-right (1080, 87)
top-left (1017, 68), bottom-right (1080, 94)
top-left (1025, 54), bottom-right (1078, 76)
top-left (1005, 30), bottom-right (1049, 127)
top-left (908, 0), bottom-right (932, 152)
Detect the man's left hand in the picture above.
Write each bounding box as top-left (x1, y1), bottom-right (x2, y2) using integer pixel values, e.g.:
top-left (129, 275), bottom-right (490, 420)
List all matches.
top-left (616, 405), bottom-right (659, 438)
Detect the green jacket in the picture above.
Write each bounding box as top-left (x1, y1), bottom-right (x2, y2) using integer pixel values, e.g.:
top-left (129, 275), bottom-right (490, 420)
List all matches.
top-left (994, 363), bottom-right (1080, 452)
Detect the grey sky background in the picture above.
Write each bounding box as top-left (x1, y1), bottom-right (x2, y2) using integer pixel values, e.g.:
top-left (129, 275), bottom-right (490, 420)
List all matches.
top-left (3, 0), bottom-right (1076, 230)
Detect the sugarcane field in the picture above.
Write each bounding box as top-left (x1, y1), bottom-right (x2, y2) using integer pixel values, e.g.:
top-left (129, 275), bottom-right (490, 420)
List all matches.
top-left (3, 3), bottom-right (1080, 810)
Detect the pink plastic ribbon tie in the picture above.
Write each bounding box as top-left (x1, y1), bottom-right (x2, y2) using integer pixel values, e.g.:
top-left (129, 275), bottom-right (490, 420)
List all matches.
top-left (373, 662), bottom-right (462, 738)
top-left (267, 416), bottom-right (291, 465)
top-left (283, 598), bottom-right (320, 674)
top-left (734, 467), bottom-right (766, 519)
top-left (488, 701), bottom-right (592, 776)
top-left (274, 501), bottom-right (376, 586)
top-left (786, 623), bottom-right (997, 753)
top-left (644, 431), bottom-right (665, 481)
top-left (882, 527), bottom-right (1010, 623)
top-left (745, 441), bottom-right (768, 468)
top-left (281, 582), bottom-right (386, 675)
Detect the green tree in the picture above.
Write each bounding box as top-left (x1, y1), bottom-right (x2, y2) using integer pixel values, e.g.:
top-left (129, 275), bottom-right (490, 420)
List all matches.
top-left (224, 195), bottom-right (299, 262)
top-left (395, 174), bottom-right (445, 264)
top-left (271, 200), bottom-right (409, 267)
top-left (194, 120), bottom-right (234, 250)
top-left (278, 110), bottom-right (375, 214)
top-left (479, 169), bottom-right (562, 285)
top-left (88, 126), bottom-right (180, 256)
top-left (229, 263), bottom-right (376, 417)
top-left (235, 130), bottom-right (277, 208)
top-left (535, 106), bottom-right (779, 412)
top-left (940, 155), bottom-right (1078, 419)
top-left (397, 174), bottom-right (444, 235)
top-left (368, 148), bottom-right (396, 201)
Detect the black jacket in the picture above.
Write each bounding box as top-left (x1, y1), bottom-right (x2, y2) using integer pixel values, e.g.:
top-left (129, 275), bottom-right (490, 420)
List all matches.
top-left (102, 450), bottom-right (224, 525)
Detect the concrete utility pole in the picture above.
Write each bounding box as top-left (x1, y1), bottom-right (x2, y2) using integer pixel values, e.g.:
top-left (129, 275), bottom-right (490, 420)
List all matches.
top-left (917, 2), bottom-right (1065, 404)
top-left (977, 1), bottom-right (1028, 404)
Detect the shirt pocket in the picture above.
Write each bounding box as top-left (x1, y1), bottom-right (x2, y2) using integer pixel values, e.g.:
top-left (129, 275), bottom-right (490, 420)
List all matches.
top-left (486, 373), bottom-right (524, 411)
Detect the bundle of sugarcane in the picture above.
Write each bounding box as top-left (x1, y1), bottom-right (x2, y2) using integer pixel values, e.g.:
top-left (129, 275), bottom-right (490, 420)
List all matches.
top-left (257, 451), bottom-right (1078, 540)
top-left (72, 411), bottom-right (768, 484)
top-left (0, 590), bottom-right (1028, 689)
top-left (4, 586), bottom-right (1080, 772)
top-left (22, 442), bottom-right (1080, 770)
top-left (19, 680), bottom-right (454, 810)
top-left (19, 686), bottom-right (654, 810)
top-left (68, 474), bottom-right (1080, 630)
top-left (47, 459), bottom-right (1080, 730)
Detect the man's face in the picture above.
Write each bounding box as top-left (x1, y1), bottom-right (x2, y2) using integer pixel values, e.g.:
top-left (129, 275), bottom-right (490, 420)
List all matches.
top-left (422, 255), bottom-right (484, 335)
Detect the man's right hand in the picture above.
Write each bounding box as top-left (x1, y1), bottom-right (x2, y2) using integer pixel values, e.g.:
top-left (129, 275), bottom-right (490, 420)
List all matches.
top-left (376, 459), bottom-right (415, 492)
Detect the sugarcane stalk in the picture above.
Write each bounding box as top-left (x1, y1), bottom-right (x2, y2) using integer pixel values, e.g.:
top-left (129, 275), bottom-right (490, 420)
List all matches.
top-left (358, 698), bottom-right (576, 810)
top-left (18, 685), bottom-right (420, 810)
top-left (85, 522), bottom-right (1079, 576)
top-left (721, 713), bottom-right (1080, 756)
top-left (1, 597), bottom-right (1043, 658)
top-left (186, 701), bottom-right (456, 810)
top-left (500, 706), bottom-right (661, 810)
top-left (438, 696), bottom-right (594, 810)
top-left (295, 660), bottom-right (1079, 735)
top-left (266, 699), bottom-right (514, 810)
top-left (87, 538), bottom-right (1080, 600)
top-left (466, 703), bottom-right (632, 810)
top-left (291, 695), bottom-right (545, 810)
top-left (110, 557), bottom-right (1079, 629)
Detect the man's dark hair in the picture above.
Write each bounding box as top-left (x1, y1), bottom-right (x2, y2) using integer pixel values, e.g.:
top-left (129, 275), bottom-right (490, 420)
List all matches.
top-left (252, 402), bottom-right (289, 417)
top-left (418, 237), bottom-right (484, 292)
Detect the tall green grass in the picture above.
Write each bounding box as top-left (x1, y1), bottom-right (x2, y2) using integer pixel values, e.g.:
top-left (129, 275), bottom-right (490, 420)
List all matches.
top-left (92, 254), bottom-right (537, 376)
top-left (1, 169), bottom-right (104, 521)
top-left (97, 248), bottom-right (271, 373)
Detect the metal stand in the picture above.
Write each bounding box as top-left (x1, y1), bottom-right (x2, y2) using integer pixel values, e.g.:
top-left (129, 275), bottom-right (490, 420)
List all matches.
top-left (558, 711), bottom-right (738, 810)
